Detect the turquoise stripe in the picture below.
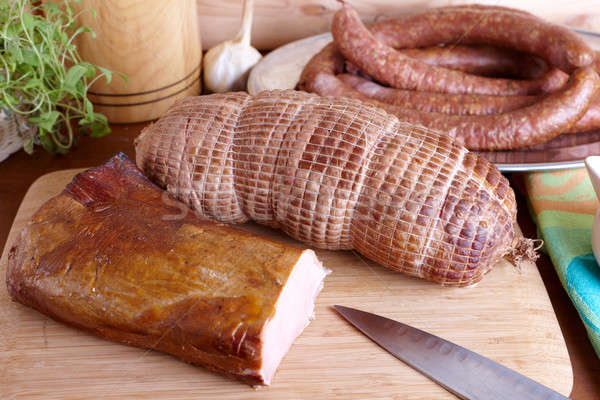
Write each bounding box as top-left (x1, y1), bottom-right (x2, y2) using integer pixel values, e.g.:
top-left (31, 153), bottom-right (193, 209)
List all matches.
top-left (536, 211), bottom-right (600, 359)
top-left (555, 254), bottom-right (600, 359)
top-left (566, 254), bottom-right (600, 333)
top-left (540, 225), bottom-right (592, 287)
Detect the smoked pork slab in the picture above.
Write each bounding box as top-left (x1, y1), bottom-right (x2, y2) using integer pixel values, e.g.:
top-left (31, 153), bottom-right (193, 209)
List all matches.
top-left (6, 153), bottom-right (328, 386)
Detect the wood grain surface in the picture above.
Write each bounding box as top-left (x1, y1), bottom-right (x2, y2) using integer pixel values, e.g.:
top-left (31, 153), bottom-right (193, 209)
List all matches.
top-left (0, 126), bottom-right (599, 398)
top-left (0, 159), bottom-right (572, 397)
top-left (74, 0), bottom-right (202, 123)
top-left (196, 0), bottom-right (600, 50)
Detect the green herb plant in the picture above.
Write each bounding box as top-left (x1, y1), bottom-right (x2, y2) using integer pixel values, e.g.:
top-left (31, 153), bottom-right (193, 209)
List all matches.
top-left (0, 0), bottom-right (124, 155)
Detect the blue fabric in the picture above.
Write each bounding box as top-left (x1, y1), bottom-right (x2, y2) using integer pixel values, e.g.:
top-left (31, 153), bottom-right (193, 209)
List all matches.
top-left (526, 169), bottom-right (600, 359)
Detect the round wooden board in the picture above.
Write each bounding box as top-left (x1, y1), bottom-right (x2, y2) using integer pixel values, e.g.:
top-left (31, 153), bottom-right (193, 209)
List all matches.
top-left (247, 33), bottom-right (331, 95)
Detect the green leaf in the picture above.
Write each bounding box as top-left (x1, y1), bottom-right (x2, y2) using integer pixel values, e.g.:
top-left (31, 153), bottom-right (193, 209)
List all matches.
top-left (58, 31), bottom-right (69, 46)
top-left (7, 43), bottom-right (24, 63)
top-left (81, 61), bottom-right (97, 79)
top-left (96, 66), bottom-right (112, 84)
top-left (29, 110), bottom-right (60, 132)
top-left (80, 112), bottom-right (110, 138)
top-left (22, 13), bottom-right (36, 34)
top-left (3, 92), bottom-right (19, 107)
top-left (38, 132), bottom-right (55, 153)
top-left (117, 72), bottom-right (129, 86)
top-left (23, 78), bottom-right (41, 90)
top-left (21, 49), bottom-right (38, 66)
top-left (70, 25), bottom-right (92, 43)
top-left (93, 112), bottom-right (108, 124)
top-left (74, 25), bottom-right (90, 34)
top-left (83, 98), bottom-right (94, 119)
top-left (23, 137), bottom-right (34, 154)
top-left (43, 2), bottom-right (59, 15)
top-left (89, 121), bottom-right (111, 138)
top-left (64, 64), bottom-right (88, 90)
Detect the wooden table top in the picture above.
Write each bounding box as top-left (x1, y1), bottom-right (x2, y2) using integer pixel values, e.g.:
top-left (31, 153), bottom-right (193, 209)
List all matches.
top-left (1, 123), bottom-right (599, 399)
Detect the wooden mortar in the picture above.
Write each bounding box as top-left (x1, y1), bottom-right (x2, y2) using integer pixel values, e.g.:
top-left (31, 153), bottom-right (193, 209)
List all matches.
top-left (74, 0), bottom-right (202, 123)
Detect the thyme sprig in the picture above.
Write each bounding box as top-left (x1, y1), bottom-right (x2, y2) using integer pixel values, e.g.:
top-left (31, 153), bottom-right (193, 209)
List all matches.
top-left (0, 0), bottom-right (125, 154)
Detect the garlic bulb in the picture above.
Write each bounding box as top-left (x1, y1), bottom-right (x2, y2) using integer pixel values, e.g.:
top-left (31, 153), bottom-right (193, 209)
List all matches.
top-left (203, 0), bottom-right (262, 93)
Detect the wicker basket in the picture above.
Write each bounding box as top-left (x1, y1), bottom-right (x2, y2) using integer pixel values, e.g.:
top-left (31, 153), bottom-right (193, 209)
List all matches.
top-left (0, 108), bottom-right (35, 163)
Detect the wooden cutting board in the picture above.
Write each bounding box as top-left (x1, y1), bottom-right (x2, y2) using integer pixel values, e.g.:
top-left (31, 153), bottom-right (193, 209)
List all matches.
top-left (1, 169), bottom-right (572, 399)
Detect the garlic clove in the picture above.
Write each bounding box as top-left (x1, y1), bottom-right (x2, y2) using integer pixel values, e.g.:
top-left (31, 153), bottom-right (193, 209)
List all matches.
top-left (203, 41), bottom-right (262, 93)
top-left (203, 0), bottom-right (262, 93)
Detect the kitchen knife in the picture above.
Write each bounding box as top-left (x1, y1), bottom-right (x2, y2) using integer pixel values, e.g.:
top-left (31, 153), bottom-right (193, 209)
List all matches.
top-left (569, 26), bottom-right (600, 39)
top-left (334, 305), bottom-right (570, 400)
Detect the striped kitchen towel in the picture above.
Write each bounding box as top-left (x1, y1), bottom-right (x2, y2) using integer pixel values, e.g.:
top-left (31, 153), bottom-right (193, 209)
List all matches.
top-left (525, 168), bottom-right (600, 358)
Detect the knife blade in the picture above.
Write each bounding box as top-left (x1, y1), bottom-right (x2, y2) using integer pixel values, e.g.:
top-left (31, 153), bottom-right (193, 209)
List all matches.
top-left (334, 305), bottom-right (570, 400)
top-left (569, 26), bottom-right (600, 39)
